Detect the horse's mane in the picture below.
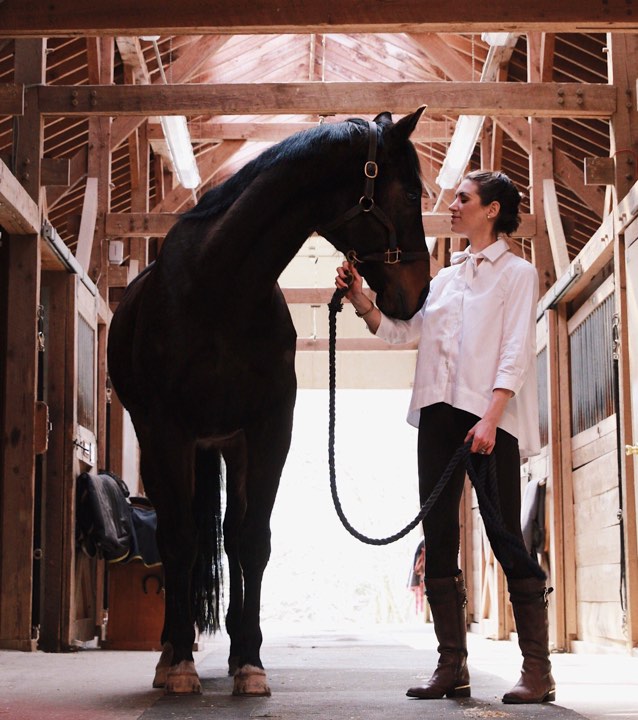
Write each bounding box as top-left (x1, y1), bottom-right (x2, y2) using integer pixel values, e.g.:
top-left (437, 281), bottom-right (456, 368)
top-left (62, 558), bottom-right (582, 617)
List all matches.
top-left (181, 118), bottom-right (368, 221)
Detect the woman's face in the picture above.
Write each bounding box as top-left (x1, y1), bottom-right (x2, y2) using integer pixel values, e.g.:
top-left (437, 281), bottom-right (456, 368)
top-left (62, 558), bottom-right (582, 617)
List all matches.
top-left (448, 179), bottom-right (495, 237)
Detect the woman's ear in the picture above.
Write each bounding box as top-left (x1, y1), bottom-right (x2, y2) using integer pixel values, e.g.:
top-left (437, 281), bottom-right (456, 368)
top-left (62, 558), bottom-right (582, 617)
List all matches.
top-left (488, 200), bottom-right (501, 220)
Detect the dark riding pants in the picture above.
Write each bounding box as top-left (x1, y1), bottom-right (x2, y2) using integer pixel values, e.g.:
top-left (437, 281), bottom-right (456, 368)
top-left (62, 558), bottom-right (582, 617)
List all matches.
top-left (418, 402), bottom-right (532, 580)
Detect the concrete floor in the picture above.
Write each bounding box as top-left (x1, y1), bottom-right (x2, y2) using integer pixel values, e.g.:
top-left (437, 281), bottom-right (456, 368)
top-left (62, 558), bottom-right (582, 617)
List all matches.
top-left (0, 622), bottom-right (636, 720)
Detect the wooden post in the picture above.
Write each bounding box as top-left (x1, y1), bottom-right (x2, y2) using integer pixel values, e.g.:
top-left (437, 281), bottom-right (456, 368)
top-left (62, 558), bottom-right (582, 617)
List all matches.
top-left (38, 273), bottom-right (75, 651)
top-left (607, 32), bottom-right (638, 651)
top-left (546, 305), bottom-right (577, 650)
top-left (528, 32), bottom-right (559, 294)
top-left (0, 234), bottom-right (40, 650)
top-left (0, 38), bottom-right (45, 651)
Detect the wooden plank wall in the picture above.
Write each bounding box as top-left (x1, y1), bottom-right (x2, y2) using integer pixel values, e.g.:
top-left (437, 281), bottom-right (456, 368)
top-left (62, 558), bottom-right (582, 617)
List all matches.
top-left (571, 417), bottom-right (625, 647)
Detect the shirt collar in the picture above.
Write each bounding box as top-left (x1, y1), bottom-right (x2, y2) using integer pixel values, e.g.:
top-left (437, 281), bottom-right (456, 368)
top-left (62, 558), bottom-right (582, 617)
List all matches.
top-left (478, 237), bottom-right (510, 263)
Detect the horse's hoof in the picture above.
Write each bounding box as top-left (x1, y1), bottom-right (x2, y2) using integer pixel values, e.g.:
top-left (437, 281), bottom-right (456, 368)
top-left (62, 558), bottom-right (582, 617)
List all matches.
top-left (165, 660), bottom-right (202, 695)
top-left (152, 643), bottom-right (173, 688)
top-left (233, 665), bottom-right (271, 696)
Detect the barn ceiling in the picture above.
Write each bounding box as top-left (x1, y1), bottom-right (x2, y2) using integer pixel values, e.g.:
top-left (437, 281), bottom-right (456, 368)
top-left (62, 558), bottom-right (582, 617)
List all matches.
top-left (0, 30), bottom-right (613, 286)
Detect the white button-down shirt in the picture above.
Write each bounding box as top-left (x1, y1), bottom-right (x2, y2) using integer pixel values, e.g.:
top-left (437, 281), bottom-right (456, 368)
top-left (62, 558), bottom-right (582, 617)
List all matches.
top-left (376, 238), bottom-right (541, 457)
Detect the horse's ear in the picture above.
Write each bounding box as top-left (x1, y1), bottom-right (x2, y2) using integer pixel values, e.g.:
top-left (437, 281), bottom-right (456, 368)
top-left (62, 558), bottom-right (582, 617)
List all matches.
top-left (373, 111), bottom-right (394, 128)
top-left (387, 105), bottom-right (427, 141)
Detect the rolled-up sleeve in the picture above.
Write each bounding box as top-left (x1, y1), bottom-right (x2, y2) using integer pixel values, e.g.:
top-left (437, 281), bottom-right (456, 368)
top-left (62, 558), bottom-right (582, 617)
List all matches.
top-left (493, 264), bottom-right (539, 395)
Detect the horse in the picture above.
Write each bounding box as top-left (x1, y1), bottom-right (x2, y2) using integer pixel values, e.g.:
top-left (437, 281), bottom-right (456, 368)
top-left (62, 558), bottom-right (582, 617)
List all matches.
top-left (106, 107), bottom-right (430, 697)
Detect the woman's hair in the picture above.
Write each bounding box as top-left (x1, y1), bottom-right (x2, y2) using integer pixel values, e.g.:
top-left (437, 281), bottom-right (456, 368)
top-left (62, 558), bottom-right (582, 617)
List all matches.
top-left (465, 170), bottom-right (522, 235)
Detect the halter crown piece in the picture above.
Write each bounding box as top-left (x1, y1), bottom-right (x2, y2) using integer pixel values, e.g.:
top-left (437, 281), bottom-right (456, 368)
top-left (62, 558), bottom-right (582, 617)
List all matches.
top-left (318, 121), bottom-right (428, 265)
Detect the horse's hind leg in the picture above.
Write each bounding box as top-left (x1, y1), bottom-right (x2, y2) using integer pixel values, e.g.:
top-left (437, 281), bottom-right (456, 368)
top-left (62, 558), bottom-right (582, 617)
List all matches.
top-left (136, 423), bottom-right (201, 694)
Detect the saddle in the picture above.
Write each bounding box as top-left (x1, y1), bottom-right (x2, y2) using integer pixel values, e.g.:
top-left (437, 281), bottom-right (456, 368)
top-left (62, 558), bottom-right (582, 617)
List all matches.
top-left (77, 471), bottom-right (160, 565)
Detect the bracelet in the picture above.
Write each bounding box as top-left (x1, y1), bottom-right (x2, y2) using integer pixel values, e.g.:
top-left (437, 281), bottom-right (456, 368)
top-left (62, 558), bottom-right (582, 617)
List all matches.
top-left (355, 301), bottom-right (376, 318)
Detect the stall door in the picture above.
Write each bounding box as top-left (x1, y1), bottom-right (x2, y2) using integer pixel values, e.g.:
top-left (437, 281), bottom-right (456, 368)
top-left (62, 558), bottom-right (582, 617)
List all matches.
top-left (38, 272), bottom-right (104, 650)
top-left (71, 278), bottom-right (105, 644)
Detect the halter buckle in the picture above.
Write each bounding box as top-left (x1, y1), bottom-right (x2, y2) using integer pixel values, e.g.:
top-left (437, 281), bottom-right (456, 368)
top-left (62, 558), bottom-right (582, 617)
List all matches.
top-left (364, 161), bottom-right (378, 179)
top-left (384, 248), bottom-right (401, 264)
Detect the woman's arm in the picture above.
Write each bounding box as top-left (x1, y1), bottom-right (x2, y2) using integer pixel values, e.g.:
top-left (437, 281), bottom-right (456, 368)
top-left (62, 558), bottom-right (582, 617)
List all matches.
top-left (335, 261), bottom-right (381, 333)
top-left (465, 387), bottom-right (514, 454)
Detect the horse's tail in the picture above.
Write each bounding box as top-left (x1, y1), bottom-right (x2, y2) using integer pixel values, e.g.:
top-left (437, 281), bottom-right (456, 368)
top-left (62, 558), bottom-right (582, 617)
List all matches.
top-left (192, 447), bottom-right (224, 635)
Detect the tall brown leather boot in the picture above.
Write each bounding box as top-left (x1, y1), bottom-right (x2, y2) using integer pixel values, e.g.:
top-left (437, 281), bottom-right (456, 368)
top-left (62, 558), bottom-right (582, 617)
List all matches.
top-left (406, 572), bottom-right (470, 699)
top-left (502, 577), bottom-right (556, 704)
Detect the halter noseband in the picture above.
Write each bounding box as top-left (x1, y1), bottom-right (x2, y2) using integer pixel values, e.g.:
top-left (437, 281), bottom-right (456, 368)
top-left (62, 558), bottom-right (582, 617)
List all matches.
top-left (318, 120), bottom-right (428, 266)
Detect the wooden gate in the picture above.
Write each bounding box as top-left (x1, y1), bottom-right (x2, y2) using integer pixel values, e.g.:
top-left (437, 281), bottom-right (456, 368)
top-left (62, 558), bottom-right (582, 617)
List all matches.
top-left (37, 269), bottom-right (106, 650)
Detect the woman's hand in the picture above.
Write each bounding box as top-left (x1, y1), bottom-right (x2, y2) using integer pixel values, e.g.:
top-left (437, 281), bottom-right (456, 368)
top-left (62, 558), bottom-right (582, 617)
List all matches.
top-left (465, 388), bottom-right (514, 455)
top-left (335, 260), bottom-right (362, 298)
top-left (465, 418), bottom-right (498, 455)
top-left (335, 260), bottom-right (381, 332)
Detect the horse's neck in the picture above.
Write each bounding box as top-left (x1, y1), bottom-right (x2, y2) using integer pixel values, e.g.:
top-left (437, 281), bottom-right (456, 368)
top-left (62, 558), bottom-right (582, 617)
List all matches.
top-left (209, 179), bottom-right (332, 293)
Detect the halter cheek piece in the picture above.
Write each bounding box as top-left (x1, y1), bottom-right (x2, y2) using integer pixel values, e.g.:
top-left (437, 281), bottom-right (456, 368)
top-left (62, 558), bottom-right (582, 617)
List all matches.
top-left (317, 120), bottom-right (429, 266)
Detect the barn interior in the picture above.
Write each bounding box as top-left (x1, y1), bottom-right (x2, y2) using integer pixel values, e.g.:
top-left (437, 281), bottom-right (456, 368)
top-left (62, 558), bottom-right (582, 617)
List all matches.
top-left (1, 3), bottom-right (638, 718)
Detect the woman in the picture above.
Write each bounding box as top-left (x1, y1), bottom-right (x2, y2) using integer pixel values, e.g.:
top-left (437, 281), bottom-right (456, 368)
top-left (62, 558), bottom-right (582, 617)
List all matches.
top-left (335, 170), bottom-right (554, 705)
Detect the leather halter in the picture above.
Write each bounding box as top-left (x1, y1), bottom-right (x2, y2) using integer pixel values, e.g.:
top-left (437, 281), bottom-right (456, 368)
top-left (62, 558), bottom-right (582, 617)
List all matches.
top-left (318, 120), bottom-right (428, 266)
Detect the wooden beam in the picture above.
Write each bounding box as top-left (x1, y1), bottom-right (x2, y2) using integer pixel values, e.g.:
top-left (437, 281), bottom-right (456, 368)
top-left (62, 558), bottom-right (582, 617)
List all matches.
top-left (46, 146), bottom-right (88, 209)
top-left (150, 140), bottom-right (244, 213)
top-left (106, 210), bottom-right (537, 238)
top-left (297, 338), bottom-right (417, 351)
top-left (86, 37), bottom-right (114, 291)
top-left (529, 36), bottom-right (557, 293)
top-left (3, 1), bottom-right (638, 35)
top-left (38, 82), bottom-right (617, 118)
top-left (283, 288), bottom-right (374, 304)
top-left (0, 84), bottom-right (24, 115)
top-left (542, 178), bottom-right (571, 276)
top-left (115, 36), bottom-right (151, 85)
top-left (75, 177), bottom-right (99, 272)
top-left (0, 157), bottom-right (40, 234)
top-left (410, 33), bottom-right (478, 81)
top-left (553, 147), bottom-right (605, 218)
top-left (110, 35), bottom-right (232, 150)
top-left (608, 34), bottom-right (638, 203)
top-left (147, 119), bottom-right (453, 144)
top-left (494, 116), bottom-right (532, 154)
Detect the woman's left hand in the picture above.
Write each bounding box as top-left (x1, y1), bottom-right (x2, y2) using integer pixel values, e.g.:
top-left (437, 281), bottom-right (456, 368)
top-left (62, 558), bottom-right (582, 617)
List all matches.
top-left (465, 418), bottom-right (497, 455)
top-left (466, 388), bottom-right (514, 455)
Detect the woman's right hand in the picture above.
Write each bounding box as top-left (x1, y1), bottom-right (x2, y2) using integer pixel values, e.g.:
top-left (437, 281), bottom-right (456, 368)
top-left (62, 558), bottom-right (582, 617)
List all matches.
top-left (336, 260), bottom-right (380, 331)
top-left (335, 260), bottom-right (363, 299)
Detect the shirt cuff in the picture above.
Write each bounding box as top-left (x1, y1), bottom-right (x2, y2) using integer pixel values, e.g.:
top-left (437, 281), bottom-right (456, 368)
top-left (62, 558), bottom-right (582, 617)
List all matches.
top-left (493, 371), bottom-right (525, 396)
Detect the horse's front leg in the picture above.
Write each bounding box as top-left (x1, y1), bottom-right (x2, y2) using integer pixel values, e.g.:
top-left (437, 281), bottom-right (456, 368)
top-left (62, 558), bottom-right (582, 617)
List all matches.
top-left (232, 417), bottom-right (293, 697)
top-left (137, 428), bottom-right (201, 695)
top-left (232, 522), bottom-right (272, 697)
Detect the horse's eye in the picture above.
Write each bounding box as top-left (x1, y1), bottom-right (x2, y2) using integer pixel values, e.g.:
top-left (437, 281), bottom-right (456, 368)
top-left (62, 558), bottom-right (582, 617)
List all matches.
top-left (406, 190), bottom-right (420, 203)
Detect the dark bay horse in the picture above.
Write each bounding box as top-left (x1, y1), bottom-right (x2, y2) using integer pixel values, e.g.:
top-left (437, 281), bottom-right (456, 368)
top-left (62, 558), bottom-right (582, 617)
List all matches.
top-left (107, 108), bottom-right (430, 696)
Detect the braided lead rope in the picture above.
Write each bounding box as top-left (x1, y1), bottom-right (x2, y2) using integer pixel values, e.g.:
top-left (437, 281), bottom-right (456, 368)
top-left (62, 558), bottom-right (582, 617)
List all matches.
top-left (465, 454), bottom-right (546, 579)
top-left (327, 288), bottom-right (548, 579)
top-left (328, 288), bottom-right (466, 546)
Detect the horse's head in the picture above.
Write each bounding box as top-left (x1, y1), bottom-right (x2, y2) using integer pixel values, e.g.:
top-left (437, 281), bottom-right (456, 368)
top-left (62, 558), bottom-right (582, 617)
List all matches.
top-left (318, 107), bottom-right (430, 320)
